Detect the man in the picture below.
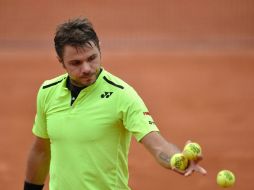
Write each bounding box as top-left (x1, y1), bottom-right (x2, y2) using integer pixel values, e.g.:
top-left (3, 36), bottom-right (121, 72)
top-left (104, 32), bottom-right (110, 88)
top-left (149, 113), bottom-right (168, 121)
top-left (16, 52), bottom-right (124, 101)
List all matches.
top-left (24, 17), bottom-right (206, 190)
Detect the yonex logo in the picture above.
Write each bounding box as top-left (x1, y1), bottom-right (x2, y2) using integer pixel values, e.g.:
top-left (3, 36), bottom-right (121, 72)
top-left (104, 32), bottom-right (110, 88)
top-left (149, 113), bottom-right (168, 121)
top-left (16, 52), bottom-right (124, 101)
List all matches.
top-left (101, 92), bottom-right (113, 98)
top-left (149, 121), bottom-right (156, 125)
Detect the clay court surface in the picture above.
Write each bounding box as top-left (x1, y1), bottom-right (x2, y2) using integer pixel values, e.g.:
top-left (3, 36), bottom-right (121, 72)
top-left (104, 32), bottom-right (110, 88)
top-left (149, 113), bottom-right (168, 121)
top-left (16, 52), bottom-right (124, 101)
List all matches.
top-left (1, 1), bottom-right (254, 189)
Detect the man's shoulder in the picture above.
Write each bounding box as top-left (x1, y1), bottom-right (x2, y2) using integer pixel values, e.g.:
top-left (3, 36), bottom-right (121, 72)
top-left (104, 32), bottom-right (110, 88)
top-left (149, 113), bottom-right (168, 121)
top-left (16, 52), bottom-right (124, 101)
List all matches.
top-left (102, 70), bottom-right (131, 90)
top-left (102, 70), bottom-right (147, 110)
top-left (102, 70), bottom-right (140, 99)
top-left (41, 73), bottom-right (68, 90)
top-left (36, 73), bottom-right (68, 104)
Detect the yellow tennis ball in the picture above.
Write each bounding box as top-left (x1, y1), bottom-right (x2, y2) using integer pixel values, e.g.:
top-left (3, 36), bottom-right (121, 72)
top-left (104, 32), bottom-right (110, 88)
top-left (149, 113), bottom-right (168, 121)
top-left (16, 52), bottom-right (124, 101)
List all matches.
top-left (170, 153), bottom-right (188, 171)
top-left (183, 142), bottom-right (202, 160)
top-left (216, 170), bottom-right (236, 188)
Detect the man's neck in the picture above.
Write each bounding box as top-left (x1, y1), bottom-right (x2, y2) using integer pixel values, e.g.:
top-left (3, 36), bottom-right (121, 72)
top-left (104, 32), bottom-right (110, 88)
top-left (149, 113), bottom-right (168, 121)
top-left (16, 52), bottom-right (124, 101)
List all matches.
top-left (66, 68), bottom-right (103, 91)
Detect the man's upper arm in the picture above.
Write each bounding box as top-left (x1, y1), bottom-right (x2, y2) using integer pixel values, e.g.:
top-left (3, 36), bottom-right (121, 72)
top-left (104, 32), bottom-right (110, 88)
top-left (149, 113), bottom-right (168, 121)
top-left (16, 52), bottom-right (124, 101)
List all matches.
top-left (32, 136), bottom-right (50, 154)
top-left (120, 87), bottom-right (159, 141)
top-left (32, 86), bottom-right (49, 138)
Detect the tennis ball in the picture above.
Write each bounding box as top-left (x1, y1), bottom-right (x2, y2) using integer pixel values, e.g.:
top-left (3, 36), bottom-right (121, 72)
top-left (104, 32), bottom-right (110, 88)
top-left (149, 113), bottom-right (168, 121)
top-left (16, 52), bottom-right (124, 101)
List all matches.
top-left (216, 170), bottom-right (236, 188)
top-left (183, 142), bottom-right (202, 160)
top-left (170, 153), bottom-right (188, 171)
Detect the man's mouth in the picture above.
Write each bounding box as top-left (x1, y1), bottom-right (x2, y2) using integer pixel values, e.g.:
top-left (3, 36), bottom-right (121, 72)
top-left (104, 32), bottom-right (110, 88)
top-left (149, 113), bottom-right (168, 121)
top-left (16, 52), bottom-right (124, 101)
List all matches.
top-left (80, 74), bottom-right (93, 79)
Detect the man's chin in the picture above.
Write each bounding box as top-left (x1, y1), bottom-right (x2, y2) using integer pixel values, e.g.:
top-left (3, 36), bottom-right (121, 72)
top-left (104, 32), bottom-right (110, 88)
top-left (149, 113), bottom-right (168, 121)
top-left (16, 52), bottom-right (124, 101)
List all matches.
top-left (79, 78), bottom-right (96, 87)
top-left (71, 75), bottom-right (97, 87)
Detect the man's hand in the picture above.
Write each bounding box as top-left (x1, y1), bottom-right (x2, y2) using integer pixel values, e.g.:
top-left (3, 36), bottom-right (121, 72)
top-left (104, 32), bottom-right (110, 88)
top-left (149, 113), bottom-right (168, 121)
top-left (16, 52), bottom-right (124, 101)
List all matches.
top-left (141, 132), bottom-right (207, 176)
top-left (184, 159), bottom-right (207, 176)
top-left (171, 154), bottom-right (207, 176)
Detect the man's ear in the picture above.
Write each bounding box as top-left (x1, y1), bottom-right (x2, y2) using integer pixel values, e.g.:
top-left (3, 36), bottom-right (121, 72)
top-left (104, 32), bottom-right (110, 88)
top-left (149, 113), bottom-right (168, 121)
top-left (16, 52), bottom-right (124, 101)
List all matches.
top-left (57, 56), bottom-right (62, 63)
top-left (57, 56), bottom-right (66, 68)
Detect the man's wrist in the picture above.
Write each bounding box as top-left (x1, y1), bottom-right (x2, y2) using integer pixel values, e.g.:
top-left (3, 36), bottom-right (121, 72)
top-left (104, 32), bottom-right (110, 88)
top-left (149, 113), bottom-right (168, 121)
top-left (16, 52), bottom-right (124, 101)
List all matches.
top-left (24, 181), bottom-right (44, 190)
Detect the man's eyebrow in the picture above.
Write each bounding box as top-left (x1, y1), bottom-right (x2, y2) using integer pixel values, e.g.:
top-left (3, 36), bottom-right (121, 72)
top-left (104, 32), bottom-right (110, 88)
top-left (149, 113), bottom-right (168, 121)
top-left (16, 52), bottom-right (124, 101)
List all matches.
top-left (66, 53), bottom-right (97, 62)
top-left (91, 53), bottom-right (98, 56)
top-left (67, 59), bottom-right (82, 64)
top-left (87, 53), bottom-right (98, 58)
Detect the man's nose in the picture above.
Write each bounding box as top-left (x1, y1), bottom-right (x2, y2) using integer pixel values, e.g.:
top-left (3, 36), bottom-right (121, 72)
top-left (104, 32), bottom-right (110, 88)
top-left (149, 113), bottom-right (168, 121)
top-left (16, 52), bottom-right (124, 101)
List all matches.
top-left (80, 62), bottom-right (91, 74)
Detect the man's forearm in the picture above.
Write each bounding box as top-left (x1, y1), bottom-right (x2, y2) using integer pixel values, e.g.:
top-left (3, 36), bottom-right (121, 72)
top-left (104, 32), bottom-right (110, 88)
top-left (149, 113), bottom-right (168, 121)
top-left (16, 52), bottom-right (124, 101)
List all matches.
top-left (155, 141), bottom-right (181, 169)
top-left (25, 147), bottom-right (50, 184)
top-left (25, 137), bottom-right (51, 185)
top-left (141, 132), bottom-right (181, 169)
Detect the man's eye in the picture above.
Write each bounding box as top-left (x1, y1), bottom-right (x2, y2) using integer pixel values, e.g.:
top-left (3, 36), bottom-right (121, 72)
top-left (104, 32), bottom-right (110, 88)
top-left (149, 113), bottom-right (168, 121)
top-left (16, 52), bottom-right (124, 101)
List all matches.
top-left (87, 55), bottom-right (97, 62)
top-left (70, 61), bottom-right (80, 65)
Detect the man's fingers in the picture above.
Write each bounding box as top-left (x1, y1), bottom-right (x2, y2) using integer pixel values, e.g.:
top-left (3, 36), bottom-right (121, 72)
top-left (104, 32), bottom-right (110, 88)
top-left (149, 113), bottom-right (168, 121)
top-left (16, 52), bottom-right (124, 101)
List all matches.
top-left (173, 165), bottom-right (207, 176)
top-left (184, 168), bottom-right (193, 176)
top-left (183, 161), bottom-right (207, 177)
top-left (194, 165), bottom-right (207, 175)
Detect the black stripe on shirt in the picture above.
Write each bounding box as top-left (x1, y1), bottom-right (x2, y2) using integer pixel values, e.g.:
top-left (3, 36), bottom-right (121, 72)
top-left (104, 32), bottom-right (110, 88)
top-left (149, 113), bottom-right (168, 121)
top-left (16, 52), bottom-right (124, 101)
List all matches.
top-left (103, 76), bottom-right (124, 89)
top-left (42, 78), bottom-right (65, 89)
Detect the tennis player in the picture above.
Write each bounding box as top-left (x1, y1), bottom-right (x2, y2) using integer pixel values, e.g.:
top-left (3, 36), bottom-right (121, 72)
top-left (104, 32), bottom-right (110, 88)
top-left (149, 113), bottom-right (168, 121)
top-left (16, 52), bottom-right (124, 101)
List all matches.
top-left (24, 17), bottom-right (206, 190)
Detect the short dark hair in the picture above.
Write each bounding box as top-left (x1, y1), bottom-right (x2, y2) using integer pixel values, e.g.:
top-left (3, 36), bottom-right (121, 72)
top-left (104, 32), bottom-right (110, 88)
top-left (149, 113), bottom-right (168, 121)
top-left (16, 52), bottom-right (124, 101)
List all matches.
top-left (54, 17), bottom-right (100, 60)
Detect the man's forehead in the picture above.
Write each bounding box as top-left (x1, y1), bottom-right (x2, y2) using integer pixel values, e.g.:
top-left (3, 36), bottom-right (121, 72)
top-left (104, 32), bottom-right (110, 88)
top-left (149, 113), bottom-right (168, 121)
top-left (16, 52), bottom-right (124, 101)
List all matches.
top-left (63, 43), bottom-right (98, 59)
